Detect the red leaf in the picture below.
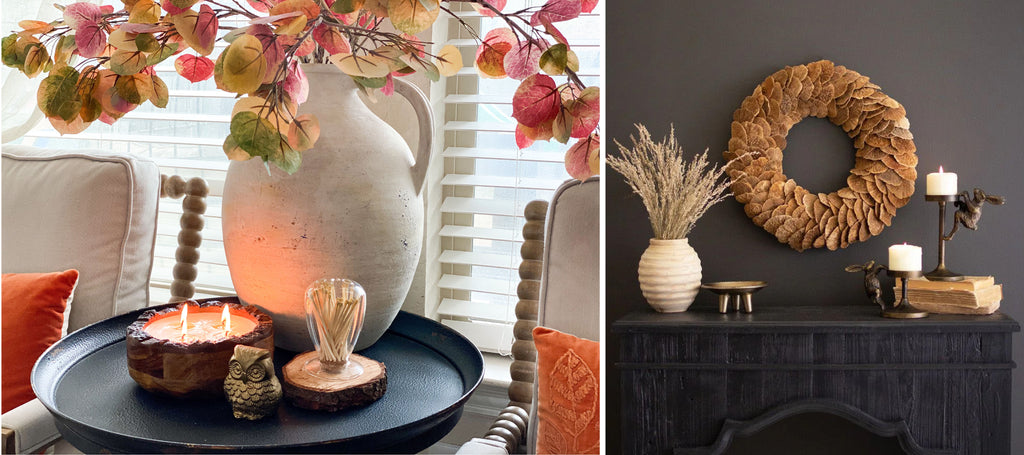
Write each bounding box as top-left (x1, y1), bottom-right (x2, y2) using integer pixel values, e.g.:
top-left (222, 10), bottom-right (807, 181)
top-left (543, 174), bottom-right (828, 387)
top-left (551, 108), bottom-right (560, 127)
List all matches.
top-left (100, 5), bottom-right (115, 14)
top-left (475, 28), bottom-right (515, 78)
top-left (512, 73), bottom-right (560, 128)
top-left (504, 38), bottom-right (548, 80)
top-left (63, 3), bottom-right (103, 30)
top-left (530, 0), bottom-right (581, 26)
top-left (312, 23), bottom-right (351, 54)
top-left (99, 111), bottom-right (118, 125)
top-left (565, 134), bottom-right (600, 180)
top-left (541, 17), bottom-right (568, 46)
top-left (381, 73), bottom-right (395, 96)
top-left (175, 54), bottom-right (214, 82)
top-left (282, 61), bottom-right (308, 104)
top-left (470, 0), bottom-right (506, 17)
top-left (195, 4), bottom-right (219, 54)
top-left (515, 123), bottom-right (535, 149)
top-left (75, 22), bottom-right (108, 58)
top-left (566, 86), bottom-right (599, 138)
top-left (581, 0), bottom-right (598, 13)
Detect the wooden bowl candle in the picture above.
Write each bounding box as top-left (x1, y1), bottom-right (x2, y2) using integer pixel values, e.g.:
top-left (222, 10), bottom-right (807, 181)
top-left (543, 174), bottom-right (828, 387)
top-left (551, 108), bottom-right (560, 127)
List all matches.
top-left (127, 300), bottom-right (274, 398)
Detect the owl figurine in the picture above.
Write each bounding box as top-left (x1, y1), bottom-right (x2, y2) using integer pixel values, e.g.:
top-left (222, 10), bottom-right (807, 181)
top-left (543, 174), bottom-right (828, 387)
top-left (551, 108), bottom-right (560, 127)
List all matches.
top-left (224, 345), bottom-right (282, 420)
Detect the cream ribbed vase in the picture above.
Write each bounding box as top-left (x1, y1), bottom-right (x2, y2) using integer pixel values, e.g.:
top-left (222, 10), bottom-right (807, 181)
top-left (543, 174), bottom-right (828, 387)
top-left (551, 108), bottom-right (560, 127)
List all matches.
top-left (638, 238), bottom-right (702, 312)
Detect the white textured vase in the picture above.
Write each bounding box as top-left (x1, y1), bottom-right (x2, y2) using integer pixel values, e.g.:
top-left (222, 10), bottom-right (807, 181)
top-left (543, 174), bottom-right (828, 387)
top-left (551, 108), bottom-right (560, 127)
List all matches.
top-left (638, 238), bottom-right (702, 312)
top-left (222, 64), bottom-right (433, 352)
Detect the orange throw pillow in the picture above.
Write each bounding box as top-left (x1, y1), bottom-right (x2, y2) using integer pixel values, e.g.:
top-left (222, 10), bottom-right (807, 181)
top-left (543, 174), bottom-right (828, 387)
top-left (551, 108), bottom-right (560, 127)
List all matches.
top-left (533, 326), bottom-right (600, 454)
top-left (2, 270), bottom-right (79, 413)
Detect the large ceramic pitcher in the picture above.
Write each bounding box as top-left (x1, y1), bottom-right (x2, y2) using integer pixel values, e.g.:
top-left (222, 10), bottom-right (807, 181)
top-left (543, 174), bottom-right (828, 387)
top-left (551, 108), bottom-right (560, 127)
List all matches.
top-left (222, 64), bottom-right (433, 352)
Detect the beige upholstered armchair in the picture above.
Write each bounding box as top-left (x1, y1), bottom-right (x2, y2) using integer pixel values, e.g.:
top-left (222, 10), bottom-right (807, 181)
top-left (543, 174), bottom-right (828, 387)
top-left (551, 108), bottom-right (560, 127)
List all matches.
top-left (1, 145), bottom-right (208, 454)
top-left (458, 176), bottom-right (600, 454)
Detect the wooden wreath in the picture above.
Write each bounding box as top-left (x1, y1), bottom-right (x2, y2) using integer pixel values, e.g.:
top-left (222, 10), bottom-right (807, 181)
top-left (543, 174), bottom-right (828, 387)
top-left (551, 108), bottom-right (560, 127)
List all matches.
top-left (724, 60), bottom-right (918, 252)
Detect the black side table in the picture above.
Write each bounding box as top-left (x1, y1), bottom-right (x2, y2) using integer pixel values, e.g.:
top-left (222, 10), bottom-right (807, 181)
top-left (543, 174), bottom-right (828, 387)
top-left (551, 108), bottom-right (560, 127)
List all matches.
top-left (33, 300), bottom-right (484, 453)
top-left (613, 305), bottom-right (1019, 455)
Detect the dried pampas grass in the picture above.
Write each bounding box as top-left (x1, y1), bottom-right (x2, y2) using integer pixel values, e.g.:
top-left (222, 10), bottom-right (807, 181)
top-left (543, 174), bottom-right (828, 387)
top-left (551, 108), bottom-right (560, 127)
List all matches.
top-left (608, 124), bottom-right (733, 240)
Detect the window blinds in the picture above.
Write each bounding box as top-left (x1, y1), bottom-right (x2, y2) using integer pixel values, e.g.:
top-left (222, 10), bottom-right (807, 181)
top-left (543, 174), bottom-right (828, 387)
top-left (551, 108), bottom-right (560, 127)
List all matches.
top-left (432, 2), bottom-right (601, 354)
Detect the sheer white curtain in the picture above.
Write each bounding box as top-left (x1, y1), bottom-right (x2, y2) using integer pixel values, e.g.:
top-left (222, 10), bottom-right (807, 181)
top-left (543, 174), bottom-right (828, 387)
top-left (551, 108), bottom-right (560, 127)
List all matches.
top-left (0, 1), bottom-right (67, 142)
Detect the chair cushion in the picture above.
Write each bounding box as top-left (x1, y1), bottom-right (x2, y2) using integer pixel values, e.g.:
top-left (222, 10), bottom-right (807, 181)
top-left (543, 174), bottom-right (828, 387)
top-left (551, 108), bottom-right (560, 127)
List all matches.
top-left (2, 145), bottom-right (160, 331)
top-left (532, 326), bottom-right (599, 454)
top-left (1, 270), bottom-right (79, 413)
top-left (538, 176), bottom-right (600, 340)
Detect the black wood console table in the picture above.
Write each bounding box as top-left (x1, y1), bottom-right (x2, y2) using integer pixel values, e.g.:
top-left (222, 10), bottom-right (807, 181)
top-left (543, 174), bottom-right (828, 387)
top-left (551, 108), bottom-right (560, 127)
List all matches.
top-left (613, 305), bottom-right (1019, 455)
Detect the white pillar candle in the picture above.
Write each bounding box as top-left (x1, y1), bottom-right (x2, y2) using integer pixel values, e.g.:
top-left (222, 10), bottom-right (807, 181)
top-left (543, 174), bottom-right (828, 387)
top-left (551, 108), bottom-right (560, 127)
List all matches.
top-left (926, 167), bottom-right (957, 196)
top-left (888, 243), bottom-right (922, 271)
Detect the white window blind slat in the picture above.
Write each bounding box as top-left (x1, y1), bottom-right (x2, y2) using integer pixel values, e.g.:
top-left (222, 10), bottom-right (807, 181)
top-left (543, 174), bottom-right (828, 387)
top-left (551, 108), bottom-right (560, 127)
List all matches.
top-left (441, 174), bottom-right (567, 190)
top-left (438, 274), bottom-right (514, 295)
top-left (439, 250), bottom-right (517, 269)
top-left (443, 121), bottom-right (516, 133)
top-left (442, 147), bottom-right (564, 163)
top-left (440, 197), bottom-right (519, 216)
top-left (437, 298), bottom-right (515, 324)
top-left (438, 225), bottom-right (520, 242)
top-left (441, 320), bottom-right (513, 354)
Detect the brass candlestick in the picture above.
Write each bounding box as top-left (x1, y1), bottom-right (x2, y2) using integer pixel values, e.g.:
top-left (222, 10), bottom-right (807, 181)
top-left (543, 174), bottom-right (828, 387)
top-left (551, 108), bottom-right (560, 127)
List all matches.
top-left (924, 194), bottom-right (963, 281)
top-left (924, 188), bottom-right (1005, 282)
top-left (845, 262), bottom-right (928, 319)
top-left (884, 270), bottom-right (928, 319)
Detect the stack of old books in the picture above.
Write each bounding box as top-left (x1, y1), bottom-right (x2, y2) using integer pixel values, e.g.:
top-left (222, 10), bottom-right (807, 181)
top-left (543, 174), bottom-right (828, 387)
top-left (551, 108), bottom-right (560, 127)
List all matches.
top-left (895, 276), bottom-right (1002, 315)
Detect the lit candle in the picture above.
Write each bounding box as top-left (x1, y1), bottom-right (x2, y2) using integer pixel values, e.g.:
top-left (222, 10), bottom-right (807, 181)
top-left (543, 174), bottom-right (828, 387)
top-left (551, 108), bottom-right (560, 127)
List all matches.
top-left (888, 243), bottom-right (922, 271)
top-left (145, 304), bottom-right (257, 342)
top-left (926, 166), bottom-right (957, 196)
top-left (222, 305), bottom-right (231, 335)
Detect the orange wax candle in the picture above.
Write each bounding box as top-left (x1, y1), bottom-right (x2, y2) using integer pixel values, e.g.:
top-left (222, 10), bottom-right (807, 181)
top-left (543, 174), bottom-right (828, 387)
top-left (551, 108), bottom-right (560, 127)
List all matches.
top-left (144, 305), bottom-right (257, 342)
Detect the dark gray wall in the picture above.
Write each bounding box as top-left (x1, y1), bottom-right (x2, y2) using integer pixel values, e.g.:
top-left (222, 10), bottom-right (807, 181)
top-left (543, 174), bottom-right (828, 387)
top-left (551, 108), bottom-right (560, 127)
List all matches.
top-left (607, 0), bottom-right (1024, 452)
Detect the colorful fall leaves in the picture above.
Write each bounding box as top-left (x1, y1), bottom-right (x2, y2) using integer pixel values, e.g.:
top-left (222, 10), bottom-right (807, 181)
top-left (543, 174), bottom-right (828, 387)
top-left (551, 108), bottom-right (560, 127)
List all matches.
top-left (4, 0), bottom-right (600, 178)
top-left (480, 0), bottom-right (602, 179)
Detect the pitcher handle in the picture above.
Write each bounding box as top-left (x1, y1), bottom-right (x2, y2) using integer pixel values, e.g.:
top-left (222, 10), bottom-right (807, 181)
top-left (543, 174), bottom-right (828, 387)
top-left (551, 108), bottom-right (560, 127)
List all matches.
top-left (391, 77), bottom-right (434, 195)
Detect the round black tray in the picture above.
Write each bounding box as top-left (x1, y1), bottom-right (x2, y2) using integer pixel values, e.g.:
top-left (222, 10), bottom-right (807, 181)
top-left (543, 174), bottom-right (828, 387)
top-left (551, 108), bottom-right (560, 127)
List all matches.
top-left (32, 301), bottom-right (484, 453)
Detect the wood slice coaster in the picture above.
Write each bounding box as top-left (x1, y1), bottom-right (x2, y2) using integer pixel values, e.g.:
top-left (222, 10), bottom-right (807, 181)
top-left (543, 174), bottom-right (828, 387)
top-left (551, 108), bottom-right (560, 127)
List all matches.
top-left (282, 352), bottom-right (387, 411)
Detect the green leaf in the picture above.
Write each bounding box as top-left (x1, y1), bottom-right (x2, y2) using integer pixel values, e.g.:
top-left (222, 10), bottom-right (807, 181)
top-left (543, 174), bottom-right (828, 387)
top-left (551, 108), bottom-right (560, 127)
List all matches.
top-left (114, 74), bottom-right (152, 105)
top-left (539, 43), bottom-right (568, 76)
top-left (552, 108), bottom-right (572, 144)
top-left (223, 135), bottom-right (252, 160)
top-left (230, 111), bottom-right (282, 161)
top-left (135, 33), bottom-right (160, 53)
top-left (77, 70), bottom-right (102, 122)
top-left (37, 65), bottom-right (82, 122)
top-left (352, 76), bottom-right (387, 89)
top-left (2, 34), bottom-right (20, 68)
top-left (109, 50), bottom-right (149, 75)
top-left (150, 74), bottom-right (169, 108)
top-left (269, 143), bottom-right (301, 174)
top-left (330, 0), bottom-right (364, 14)
top-left (146, 42), bottom-right (179, 66)
top-left (22, 43), bottom-right (50, 78)
top-left (53, 35), bottom-right (77, 67)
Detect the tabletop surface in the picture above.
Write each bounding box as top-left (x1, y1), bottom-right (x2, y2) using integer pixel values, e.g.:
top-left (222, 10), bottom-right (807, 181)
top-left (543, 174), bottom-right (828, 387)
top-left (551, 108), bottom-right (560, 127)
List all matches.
top-left (612, 304), bottom-right (1020, 333)
top-left (32, 301), bottom-right (484, 453)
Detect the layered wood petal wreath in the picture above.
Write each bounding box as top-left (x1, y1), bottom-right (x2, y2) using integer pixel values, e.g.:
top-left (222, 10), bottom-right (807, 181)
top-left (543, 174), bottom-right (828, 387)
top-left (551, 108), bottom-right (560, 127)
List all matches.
top-left (724, 60), bottom-right (918, 252)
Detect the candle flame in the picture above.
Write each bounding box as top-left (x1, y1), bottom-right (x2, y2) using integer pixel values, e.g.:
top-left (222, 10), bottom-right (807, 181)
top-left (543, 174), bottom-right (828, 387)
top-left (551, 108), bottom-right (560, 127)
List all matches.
top-left (221, 305), bottom-right (231, 335)
top-left (180, 304), bottom-right (189, 340)
top-left (938, 166), bottom-right (944, 173)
